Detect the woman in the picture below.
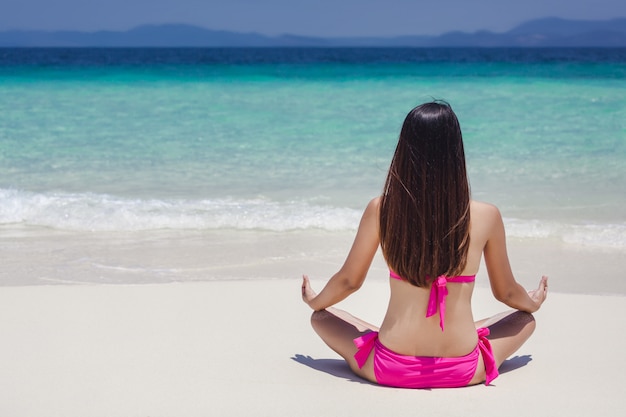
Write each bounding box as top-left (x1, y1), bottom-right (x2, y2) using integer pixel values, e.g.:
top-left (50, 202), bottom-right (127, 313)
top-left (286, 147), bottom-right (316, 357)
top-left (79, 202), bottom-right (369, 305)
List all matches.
top-left (301, 101), bottom-right (548, 388)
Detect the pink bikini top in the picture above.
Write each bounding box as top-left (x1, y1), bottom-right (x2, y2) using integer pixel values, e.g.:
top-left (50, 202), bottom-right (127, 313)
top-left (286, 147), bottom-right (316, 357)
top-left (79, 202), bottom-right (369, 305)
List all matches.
top-left (390, 270), bottom-right (475, 331)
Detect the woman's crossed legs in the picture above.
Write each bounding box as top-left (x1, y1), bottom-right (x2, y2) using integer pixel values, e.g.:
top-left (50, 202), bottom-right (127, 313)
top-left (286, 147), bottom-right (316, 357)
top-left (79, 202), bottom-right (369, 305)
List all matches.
top-left (310, 308), bottom-right (536, 386)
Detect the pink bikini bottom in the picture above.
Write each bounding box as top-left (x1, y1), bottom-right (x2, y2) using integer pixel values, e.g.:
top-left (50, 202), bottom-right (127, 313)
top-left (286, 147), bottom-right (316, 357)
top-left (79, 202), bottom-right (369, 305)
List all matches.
top-left (353, 327), bottom-right (498, 388)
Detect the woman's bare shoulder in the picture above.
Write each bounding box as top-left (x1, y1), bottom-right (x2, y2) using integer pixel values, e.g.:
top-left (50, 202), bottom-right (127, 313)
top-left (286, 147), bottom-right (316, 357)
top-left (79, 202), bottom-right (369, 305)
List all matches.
top-left (470, 200), bottom-right (503, 232)
top-left (363, 196), bottom-right (381, 217)
top-left (470, 200), bottom-right (501, 217)
top-left (368, 196), bottom-right (381, 208)
top-left (356, 197), bottom-right (381, 227)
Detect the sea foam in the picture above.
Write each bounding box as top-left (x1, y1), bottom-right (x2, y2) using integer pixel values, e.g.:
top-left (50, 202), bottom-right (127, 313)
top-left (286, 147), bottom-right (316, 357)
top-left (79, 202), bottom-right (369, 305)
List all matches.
top-left (1, 188), bottom-right (623, 250)
top-left (0, 188), bottom-right (361, 232)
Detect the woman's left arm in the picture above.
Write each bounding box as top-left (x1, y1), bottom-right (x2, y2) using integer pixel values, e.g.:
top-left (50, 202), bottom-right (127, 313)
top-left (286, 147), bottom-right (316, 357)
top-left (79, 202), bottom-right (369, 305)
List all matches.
top-left (302, 198), bottom-right (380, 311)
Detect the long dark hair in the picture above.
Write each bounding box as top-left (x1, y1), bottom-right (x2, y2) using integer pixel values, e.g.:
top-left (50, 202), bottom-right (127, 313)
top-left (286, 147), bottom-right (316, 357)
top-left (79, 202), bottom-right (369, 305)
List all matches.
top-left (379, 101), bottom-right (470, 287)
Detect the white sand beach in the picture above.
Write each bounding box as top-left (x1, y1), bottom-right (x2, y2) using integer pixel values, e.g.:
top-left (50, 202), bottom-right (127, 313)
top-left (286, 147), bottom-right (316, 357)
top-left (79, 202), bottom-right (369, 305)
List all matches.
top-left (0, 280), bottom-right (625, 417)
top-left (1, 227), bottom-right (626, 416)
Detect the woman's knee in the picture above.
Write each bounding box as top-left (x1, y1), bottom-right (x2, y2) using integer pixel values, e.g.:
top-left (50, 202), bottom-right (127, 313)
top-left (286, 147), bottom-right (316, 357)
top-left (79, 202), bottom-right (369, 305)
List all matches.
top-left (514, 311), bottom-right (536, 333)
top-left (522, 312), bottom-right (537, 336)
top-left (488, 311), bottom-right (536, 339)
top-left (311, 309), bottom-right (327, 322)
top-left (310, 309), bottom-right (333, 333)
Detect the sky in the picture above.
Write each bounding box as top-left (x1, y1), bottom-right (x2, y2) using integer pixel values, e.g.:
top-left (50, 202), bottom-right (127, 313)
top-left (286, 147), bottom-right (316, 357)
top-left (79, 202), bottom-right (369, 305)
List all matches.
top-left (2, 0), bottom-right (626, 37)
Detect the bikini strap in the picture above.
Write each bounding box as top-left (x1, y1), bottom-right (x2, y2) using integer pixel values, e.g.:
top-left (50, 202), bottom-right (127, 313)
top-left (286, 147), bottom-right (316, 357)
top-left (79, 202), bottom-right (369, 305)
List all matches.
top-left (426, 275), bottom-right (476, 331)
top-left (353, 331), bottom-right (379, 369)
top-left (477, 327), bottom-right (499, 385)
top-left (426, 276), bottom-right (449, 331)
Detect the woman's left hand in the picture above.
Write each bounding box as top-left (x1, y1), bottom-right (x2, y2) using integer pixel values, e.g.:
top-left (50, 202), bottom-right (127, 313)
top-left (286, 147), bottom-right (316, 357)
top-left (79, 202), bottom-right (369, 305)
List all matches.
top-left (301, 275), bottom-right (317, 308)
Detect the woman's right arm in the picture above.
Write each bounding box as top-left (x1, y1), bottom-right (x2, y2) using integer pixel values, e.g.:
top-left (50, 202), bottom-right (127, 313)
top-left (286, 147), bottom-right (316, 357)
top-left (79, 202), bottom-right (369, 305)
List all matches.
top-left (482, 204), bottom-right (548, 313)
top-left (302, 197), bottom-right (381, 311)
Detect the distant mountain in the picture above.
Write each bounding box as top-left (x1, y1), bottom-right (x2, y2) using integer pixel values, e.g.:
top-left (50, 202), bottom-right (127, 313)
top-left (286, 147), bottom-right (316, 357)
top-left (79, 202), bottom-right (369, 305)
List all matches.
top-left (1, 18), bottom-right (626, 47)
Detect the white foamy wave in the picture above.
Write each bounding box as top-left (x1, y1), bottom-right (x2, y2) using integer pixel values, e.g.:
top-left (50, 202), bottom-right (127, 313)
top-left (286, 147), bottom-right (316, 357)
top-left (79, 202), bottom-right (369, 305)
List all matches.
top-left (505, 217), bottom-right (626, 251)
top-left (0, 189), bottom-right (361, 232)
top-left (2, 189), bottom-right (623, 250)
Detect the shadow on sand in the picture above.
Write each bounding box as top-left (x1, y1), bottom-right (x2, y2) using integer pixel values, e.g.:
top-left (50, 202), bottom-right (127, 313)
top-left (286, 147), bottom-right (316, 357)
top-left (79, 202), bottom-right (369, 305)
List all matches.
top-left (292, 353), bottom-right (533, 386)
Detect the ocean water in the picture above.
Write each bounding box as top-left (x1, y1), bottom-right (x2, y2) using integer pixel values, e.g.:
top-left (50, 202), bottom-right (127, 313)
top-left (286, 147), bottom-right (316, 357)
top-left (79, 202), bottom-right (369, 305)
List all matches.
top-left (1, 48), bottom-right (625, 250)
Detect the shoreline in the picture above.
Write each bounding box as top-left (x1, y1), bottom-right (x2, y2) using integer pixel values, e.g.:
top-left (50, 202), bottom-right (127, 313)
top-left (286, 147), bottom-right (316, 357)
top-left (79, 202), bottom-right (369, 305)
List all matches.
top-left (1, 225), bottom-right (625, 295)
top-left (2, 224), bottom-right (625, 416)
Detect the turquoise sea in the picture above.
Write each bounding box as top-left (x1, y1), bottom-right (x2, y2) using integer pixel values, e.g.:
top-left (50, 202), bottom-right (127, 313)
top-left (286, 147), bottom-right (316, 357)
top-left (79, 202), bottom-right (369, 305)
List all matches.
top-left (1, 48), bottom-right (625, 250)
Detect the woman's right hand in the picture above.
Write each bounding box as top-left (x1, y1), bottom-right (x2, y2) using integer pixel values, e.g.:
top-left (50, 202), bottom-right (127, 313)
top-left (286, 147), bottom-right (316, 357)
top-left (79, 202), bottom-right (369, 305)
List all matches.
top-left (301, 275), bottom-right (318, 309)
top-left (527, 275), bottom-right (549, 310)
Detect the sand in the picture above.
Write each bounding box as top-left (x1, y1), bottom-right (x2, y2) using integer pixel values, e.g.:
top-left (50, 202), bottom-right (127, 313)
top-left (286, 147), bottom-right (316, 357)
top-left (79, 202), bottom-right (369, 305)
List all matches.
top-left (1, 227), bottom-right (625, 416)
top-left (2, 226), bottom-right (625, 294)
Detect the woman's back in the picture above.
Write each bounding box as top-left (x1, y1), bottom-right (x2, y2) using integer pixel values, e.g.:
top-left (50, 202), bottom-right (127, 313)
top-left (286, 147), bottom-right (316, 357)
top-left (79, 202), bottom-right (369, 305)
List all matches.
top-left (302, 101), bottom-right (547, 389)
top-left (378, 200), bottom-right (496, 358)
